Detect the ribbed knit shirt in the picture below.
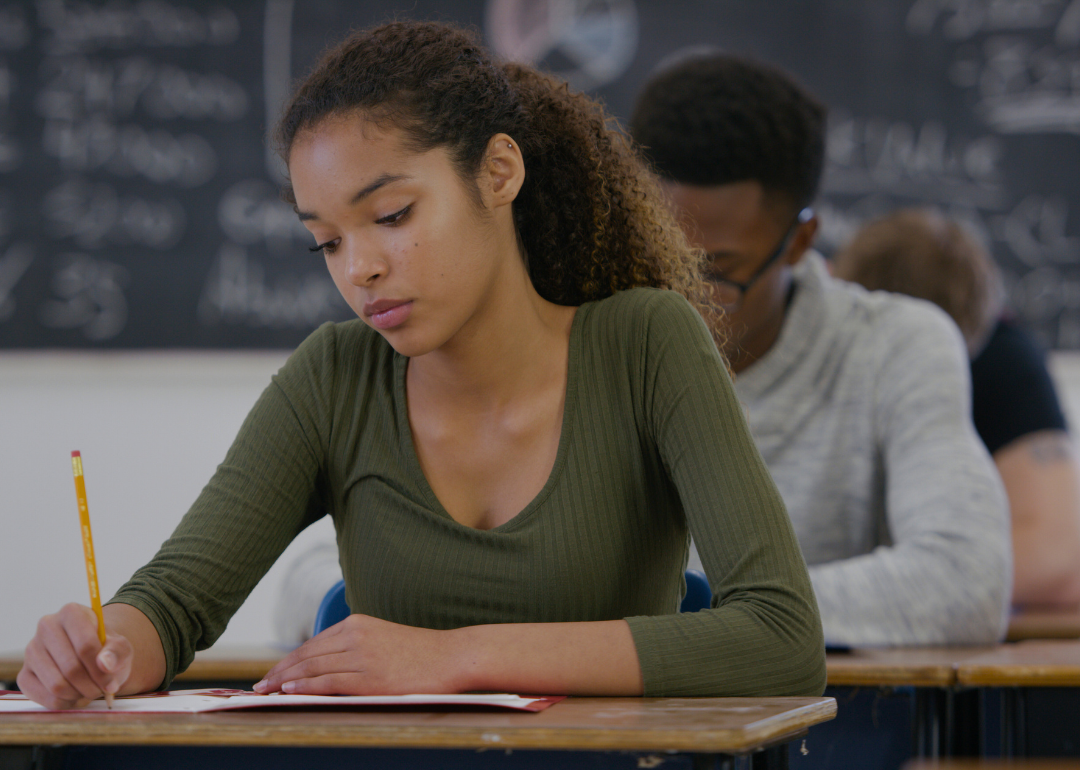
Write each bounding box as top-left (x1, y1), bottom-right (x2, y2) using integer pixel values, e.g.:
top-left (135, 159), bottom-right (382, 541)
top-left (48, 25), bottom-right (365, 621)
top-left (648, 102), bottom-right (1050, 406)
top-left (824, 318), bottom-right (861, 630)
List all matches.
top-left (110, 288), bottom-right (826, 696)
top-left (727, 254), bottom-right (1012, 646)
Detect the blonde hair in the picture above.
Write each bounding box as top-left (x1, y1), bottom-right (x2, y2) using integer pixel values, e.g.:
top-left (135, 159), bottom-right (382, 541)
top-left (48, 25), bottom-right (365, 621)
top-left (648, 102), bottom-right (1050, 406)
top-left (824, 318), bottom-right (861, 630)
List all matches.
top-left (833, 208), bottom-right (1003, 356)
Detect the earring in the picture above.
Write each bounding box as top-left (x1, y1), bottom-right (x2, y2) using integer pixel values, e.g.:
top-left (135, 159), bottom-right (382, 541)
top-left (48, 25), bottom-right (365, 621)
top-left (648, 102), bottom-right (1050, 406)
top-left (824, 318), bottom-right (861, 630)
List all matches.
top-left (507, 142), bottom-right (513, 148)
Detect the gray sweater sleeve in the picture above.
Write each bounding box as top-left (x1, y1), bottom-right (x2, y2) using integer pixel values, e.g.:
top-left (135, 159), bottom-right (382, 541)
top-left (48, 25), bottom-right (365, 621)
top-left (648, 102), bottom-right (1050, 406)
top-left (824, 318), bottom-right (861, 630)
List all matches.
top-left (808, 304), bottom-right (1012, 645)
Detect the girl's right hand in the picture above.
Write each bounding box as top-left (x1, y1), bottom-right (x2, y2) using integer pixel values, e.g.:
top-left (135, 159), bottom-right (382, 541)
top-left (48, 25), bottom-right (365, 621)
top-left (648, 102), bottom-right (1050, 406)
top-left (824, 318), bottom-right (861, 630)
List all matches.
top-left (17, 603), bottom-right (133, 709)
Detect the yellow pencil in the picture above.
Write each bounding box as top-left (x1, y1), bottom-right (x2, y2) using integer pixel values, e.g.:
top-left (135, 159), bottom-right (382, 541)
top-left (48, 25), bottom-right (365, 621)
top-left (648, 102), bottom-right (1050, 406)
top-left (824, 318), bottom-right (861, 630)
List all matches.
top-left (71, 451), bottom-right (113, 708)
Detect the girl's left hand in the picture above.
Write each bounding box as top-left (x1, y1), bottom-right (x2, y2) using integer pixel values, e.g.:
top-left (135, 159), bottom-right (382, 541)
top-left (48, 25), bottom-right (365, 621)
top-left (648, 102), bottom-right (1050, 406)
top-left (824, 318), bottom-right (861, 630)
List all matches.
top-left (253, 614), bottom-right (461, 695)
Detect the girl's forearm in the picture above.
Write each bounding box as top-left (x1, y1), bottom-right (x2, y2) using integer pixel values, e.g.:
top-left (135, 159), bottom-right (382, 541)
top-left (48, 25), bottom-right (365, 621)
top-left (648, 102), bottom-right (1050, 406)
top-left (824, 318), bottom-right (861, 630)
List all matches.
top-left (448, 619), bottom-right (644, 695)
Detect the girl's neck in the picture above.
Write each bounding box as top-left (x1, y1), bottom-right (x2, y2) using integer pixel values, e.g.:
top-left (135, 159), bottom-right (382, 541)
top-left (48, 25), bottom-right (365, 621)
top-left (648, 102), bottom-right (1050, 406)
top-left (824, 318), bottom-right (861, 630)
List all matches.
top-left (409, 269), bottom-right (577, 411)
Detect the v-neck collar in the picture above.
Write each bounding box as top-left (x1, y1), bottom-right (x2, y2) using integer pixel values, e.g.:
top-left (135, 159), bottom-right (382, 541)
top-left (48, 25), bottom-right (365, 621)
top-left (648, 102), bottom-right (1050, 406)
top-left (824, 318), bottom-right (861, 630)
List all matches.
top-left (391, 305), bottom-right (585, 533)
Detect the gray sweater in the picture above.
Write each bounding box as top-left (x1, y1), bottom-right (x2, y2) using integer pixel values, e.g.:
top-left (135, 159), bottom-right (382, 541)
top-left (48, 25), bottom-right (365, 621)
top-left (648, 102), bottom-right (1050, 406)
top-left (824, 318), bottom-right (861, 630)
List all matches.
top-left (725, 253), bottom-right (1011, 646)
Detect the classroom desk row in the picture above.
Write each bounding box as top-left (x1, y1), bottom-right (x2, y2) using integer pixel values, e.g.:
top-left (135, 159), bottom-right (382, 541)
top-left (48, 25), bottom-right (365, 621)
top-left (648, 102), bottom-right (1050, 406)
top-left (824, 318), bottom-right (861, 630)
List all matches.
top-left (0, 647), bottom-right (837, 769)
top-left (1, 610), bottom-right (1077, 770)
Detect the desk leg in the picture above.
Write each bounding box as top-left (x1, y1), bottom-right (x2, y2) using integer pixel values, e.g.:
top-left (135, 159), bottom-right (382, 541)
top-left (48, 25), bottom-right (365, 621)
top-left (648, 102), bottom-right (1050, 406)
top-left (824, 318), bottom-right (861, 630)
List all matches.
top-left (751, 744), bottom-right (788, 770)
top-left (944, 687), bottom-right (981, 756)
top-left (0, 746), bottom-right (66, 770)
top-left (912, 688), bottom-right (944, 757)
top-left (1000, 687), bottom-right (1027, 757)
top-left (699, 755), bottom-right (750, 770)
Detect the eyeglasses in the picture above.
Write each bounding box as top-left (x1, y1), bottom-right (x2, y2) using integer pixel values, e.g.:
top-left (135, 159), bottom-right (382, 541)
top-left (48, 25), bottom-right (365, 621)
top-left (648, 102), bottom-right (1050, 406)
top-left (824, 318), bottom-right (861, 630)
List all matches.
top-left (703, 207), bottom-right (814, 312)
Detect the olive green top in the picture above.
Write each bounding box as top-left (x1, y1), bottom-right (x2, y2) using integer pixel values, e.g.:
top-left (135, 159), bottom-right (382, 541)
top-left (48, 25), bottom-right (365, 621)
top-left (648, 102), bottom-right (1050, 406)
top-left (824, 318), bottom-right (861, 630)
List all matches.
top-left (111, 288), bottom-right (825, 696)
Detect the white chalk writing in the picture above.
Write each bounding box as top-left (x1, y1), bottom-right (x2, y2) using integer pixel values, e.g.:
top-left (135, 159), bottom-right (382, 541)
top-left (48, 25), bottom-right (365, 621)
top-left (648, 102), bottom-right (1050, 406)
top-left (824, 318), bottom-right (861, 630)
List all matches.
top-left (218, 179), bottom-right (309, 256)
top-left (198, 243), bottom-right (349, 329)
top-left (38, 252), bottom-right (128, 340)
top-left (37, 0), bottom-right (240, 55)
top-left (43, 177), bottom-right (186, 250)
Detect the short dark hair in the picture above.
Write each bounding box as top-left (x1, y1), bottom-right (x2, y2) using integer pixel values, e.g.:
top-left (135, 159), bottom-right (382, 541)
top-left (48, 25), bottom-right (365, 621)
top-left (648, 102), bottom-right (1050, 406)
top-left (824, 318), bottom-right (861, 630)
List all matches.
top-left (630, 53), bottom-right (826, 213)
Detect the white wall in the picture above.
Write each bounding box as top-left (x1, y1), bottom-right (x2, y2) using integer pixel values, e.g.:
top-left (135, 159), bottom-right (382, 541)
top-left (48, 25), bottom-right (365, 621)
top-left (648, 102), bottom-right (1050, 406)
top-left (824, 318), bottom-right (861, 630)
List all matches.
top-left (0, 350), bottom-right (335, 656)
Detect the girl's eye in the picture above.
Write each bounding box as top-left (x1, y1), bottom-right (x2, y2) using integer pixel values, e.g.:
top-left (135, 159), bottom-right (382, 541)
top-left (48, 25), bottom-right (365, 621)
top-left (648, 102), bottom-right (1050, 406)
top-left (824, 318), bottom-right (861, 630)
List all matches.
top-left (309, 239), bottom-right (339, 255)
top-left (376, 205), bottom-right (411, 226)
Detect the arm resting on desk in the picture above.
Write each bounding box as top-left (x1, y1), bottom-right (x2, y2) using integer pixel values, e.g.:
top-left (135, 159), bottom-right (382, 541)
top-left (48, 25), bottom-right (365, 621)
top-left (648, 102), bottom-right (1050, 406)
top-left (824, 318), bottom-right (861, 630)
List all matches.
top-left (998, 430), bottom-right (1080, 608)
top-left (258, 615), bottom-right (644, 696)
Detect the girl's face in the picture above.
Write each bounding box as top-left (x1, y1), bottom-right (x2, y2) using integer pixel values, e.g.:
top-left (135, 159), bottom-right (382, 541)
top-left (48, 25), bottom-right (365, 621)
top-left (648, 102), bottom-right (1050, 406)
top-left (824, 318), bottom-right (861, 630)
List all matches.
top-left (288, 114), bottom-right (517, 358)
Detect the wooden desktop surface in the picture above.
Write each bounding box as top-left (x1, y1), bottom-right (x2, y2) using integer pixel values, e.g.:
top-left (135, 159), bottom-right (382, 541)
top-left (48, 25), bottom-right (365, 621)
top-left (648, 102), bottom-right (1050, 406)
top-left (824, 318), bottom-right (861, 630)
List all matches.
top-left (956, 639), bottom-right (1080, 687)
top-left (0, 696), bottom-right (836, 754)
top-left (823, 646), bottom-right (997, 687)
top-left (1006, 609), bottom-right (1080, 642)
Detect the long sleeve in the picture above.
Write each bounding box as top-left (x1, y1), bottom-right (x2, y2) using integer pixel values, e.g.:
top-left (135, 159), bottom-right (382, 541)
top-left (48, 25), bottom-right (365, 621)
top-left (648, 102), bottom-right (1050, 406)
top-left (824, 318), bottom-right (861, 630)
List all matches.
top-left (108, 325), bottom-right (338, 686)
top-left (808, 307), bottom-right (1012, 645)
top-left (624, 292), bottom-right (826, 696)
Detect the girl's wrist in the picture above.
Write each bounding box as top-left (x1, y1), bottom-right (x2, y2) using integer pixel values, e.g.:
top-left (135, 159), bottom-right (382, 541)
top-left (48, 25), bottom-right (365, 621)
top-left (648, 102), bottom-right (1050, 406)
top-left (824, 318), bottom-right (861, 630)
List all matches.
top-left (444, 625), bottom-right (488, 692)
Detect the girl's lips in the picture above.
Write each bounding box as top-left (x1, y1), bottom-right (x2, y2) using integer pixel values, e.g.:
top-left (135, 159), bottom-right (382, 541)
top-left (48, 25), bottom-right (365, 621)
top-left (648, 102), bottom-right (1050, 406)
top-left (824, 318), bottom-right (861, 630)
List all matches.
top-left (367, 301), bottom-right (412, 330)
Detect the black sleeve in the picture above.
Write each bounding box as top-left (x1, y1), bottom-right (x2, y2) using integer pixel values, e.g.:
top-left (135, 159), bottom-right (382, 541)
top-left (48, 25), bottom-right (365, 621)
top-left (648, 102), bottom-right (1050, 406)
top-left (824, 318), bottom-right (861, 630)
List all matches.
top-left (970, 318), bottom-right (1068, 455)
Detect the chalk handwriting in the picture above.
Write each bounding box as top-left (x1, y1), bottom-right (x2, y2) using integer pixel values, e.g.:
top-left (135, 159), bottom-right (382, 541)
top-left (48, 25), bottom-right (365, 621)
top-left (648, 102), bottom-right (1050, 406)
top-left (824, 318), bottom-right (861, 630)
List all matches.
top-left (0, 241), bottom-right (32, 322)
top-left (907, 0), bottom-right (1069, 39)
top-left (995, 193), bottom-right (1080, 266)
top-left (37, 0), bottom-right (239, 55)
top-left (42, 118), bottom-right (217, 186)
top-left (43, 177), bottom-right (186, 250)
top-left (969, 37), bottom-right (1080, 133)
top-left (198, 243), bottom-right (350, 329)
top-left (38, 252), bottom-right (128, 340)
top-left (37, 56), bottom-right (248, 123)
top-left (823, 112), bottom-right (1006, 208)
top-left (218, 179), bottom-right (311, 257)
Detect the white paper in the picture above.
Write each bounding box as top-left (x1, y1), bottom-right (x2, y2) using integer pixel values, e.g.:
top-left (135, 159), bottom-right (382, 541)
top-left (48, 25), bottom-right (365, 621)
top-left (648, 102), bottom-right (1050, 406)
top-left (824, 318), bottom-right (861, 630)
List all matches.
top-left (0, 689), bottom-right (559, 714)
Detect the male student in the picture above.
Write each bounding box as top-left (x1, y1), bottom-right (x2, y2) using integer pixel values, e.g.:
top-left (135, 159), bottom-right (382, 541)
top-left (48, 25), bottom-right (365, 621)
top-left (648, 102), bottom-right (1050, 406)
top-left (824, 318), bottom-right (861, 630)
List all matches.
top-left (629, 53), bottom-right (1011, 645)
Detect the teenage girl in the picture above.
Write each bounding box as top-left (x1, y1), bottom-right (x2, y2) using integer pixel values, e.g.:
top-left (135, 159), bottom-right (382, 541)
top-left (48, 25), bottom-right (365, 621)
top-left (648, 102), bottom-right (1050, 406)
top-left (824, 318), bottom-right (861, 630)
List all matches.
top-left (19, 21), bottom-right (824, 707)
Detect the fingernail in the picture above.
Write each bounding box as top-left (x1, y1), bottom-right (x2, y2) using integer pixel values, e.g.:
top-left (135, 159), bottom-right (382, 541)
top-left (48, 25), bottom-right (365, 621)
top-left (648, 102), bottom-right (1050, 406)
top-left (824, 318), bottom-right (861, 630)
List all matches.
top-left (99, 651), bottom-right (117, 671)
top-left (253, 680), bottom-right (267, 692)
top-left (281, 681), bottom-right (295, 693)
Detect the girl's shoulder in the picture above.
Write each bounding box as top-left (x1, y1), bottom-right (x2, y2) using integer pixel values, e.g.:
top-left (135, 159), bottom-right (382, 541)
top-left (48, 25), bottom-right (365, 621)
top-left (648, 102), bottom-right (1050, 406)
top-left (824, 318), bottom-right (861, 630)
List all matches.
top-left (273, 319), bottom-right (394, 396)
top-left (582, 287), bottom-right (711, 348)
top-left (583, 286), bottom-right (699, 327)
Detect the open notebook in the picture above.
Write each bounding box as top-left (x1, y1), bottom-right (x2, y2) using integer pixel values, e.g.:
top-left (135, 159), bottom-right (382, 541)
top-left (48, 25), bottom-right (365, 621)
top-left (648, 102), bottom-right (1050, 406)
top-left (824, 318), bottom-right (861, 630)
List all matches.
top-left (0, 689), bottom-right (565, 714)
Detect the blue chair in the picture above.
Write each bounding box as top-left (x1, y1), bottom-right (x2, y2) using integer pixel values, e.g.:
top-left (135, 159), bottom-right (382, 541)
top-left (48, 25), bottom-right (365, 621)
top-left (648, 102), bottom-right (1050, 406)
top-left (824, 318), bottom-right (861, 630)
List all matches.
top-left (312, 579), bottom-right (350, 635)
top-left (680, 569), bottom-right (712, 612)
top-left (313, 570), bottom-right (713, 635)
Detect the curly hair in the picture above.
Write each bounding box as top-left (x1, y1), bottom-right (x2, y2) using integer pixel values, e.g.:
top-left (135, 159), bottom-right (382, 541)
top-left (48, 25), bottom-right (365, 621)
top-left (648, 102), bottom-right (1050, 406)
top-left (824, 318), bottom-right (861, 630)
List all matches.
top-left (273, 20), bottom-right (718, 335)
top-left (833, 208), bottom-right (1004, 356)
top-left (630, 53), bottom-right (826, 215)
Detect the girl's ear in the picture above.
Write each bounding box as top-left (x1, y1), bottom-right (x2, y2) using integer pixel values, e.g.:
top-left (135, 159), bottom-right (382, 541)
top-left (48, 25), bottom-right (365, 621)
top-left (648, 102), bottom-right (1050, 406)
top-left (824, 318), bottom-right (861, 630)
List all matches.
top-left (484, 133), bottom-right (525, 208)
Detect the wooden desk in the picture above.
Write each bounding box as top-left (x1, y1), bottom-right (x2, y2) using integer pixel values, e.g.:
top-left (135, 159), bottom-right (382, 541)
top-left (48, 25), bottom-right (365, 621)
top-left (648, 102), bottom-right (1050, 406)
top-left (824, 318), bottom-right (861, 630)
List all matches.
top-left (1006, 610), bottom-right (1080, 642)
top-left (0, 696), bottom-right (836, 769)
top-left (956, 640), bottom-right (1080, 758)
top-left (824, 646), bottom-right (997, 759)
top-left (956, 640), bottom-right (1080, 687)
top-left (906, 761), bottom-right (1080, 769)
top-left (826, 646), bottom-right (996, 688)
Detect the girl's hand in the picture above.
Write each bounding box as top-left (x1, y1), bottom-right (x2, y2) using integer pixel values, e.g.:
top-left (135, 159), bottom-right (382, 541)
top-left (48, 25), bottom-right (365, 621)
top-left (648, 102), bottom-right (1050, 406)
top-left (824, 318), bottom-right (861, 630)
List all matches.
top-left (18, 603), bottom-right (133, 709)
top-left (254, 614), bottom-right (461, 695)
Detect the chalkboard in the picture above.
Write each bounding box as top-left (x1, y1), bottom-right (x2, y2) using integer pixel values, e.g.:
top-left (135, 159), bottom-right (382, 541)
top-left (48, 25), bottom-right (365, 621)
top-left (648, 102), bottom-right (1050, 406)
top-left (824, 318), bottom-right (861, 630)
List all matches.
top-left (0, 0), bottom-right (1076, 348)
